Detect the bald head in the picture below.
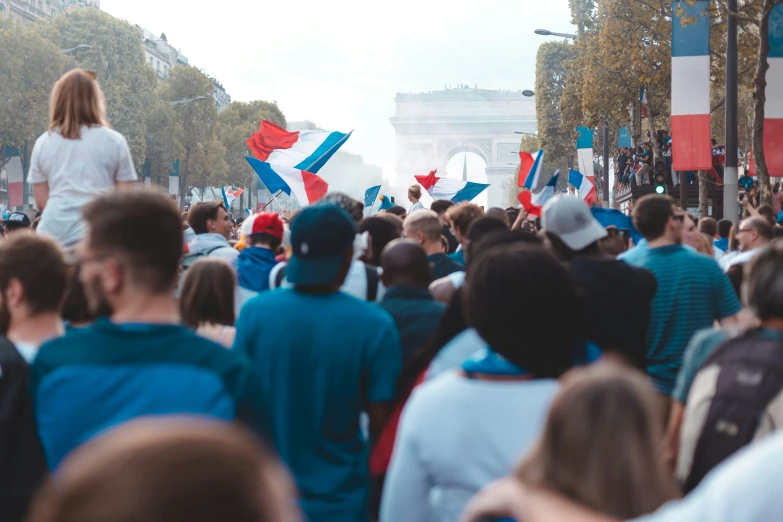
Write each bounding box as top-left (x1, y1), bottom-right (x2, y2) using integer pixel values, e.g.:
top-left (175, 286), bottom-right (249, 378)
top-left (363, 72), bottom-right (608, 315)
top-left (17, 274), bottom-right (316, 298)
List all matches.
top-left (738, 216), bottom-right (773, 252)
top-left (381, 239), bottom-right (432, 289)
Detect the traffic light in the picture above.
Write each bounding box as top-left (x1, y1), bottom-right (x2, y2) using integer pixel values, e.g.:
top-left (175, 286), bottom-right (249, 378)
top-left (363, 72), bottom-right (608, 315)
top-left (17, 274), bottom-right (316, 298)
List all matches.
top-left (653, 159), bottom-right (667, 194)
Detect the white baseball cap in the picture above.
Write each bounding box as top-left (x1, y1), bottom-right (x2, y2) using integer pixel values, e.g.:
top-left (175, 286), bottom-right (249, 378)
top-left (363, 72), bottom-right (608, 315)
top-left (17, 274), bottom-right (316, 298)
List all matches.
top-left (542, 196), bottom-right (607, 251)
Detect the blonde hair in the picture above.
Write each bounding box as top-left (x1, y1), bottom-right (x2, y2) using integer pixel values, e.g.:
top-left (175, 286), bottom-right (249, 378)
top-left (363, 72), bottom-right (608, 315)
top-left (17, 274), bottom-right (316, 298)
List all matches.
top-left (408, 184), bottom-right (422, 200)
top-left (49, 69), bottom-right (108, 140)
top-left (695, 233), bottom-right (715, 258)
top-left (517, 361), bottom-right (679, 519)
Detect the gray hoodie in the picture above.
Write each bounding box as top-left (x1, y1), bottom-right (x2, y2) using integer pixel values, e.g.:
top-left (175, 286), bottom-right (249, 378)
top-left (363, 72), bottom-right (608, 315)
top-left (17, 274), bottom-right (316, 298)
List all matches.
top-left (184, 233), bottom-right (239, 264)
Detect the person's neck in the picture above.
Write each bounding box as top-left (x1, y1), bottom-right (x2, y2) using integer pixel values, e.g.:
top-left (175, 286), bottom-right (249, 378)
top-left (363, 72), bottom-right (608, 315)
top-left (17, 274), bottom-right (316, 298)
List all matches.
top-left (423, 243), bottom-right (444, 256)
top-left (110, 293), bottom-right (180, 325)
top-left (249, 243), bottom-right (272, 251)
top-left (647, 235), bottom-right (677, 249)
top-left (8, 312), bottom-right (64, 347)
top-left (761, 318), bottom-right (783, 332)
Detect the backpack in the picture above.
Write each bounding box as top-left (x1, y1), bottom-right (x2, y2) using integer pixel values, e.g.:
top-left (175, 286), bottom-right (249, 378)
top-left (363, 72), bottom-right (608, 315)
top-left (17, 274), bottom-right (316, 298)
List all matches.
top-left (180, 245), bottom-right (224, 271)
top-left (680, 330), bottom-right (783, 492)
top-left (274, 262), bottom-right (379, 301)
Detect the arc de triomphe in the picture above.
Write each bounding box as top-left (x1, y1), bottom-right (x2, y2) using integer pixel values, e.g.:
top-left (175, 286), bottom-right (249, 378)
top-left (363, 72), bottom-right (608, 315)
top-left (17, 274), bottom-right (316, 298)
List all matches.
top-left (390, 87), bottom-right (536, 208)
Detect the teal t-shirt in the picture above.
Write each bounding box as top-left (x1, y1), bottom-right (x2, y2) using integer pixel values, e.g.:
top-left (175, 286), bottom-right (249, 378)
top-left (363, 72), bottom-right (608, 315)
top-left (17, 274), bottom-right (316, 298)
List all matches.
top-left (233, 289), bottom-right (402, 522)
top-left (634, 245), bottom-right (741, 395)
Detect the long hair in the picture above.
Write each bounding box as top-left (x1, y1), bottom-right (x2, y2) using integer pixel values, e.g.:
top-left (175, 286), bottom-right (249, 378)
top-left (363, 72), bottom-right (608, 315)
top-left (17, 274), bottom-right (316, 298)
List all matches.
top-left (517, 361), bottom-right (680, 519)
top-left (49, 69), bottom-right (108, 140)
top-left (179, 258), bottom-right (236, 329)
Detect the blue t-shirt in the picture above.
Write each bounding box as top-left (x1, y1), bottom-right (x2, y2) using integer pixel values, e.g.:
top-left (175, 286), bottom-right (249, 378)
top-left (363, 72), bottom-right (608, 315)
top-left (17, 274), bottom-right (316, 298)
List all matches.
top-left (31, 320), bottom-right (266, 469)
top-left (634, 245), bottom-right (741, 395)
top-left (233, 289), bottom-right (402, 522)
top-left (618, 238), bottom-right (649, 264)
top-left (714, 237), bottom-right (730, 253)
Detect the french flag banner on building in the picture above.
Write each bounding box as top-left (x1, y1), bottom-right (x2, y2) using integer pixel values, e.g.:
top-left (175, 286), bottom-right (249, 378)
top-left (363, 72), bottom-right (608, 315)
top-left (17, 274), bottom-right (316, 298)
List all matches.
top-left (246, 156), bottom-right (328, 207)
top-left (569, 169), bottom-right (597, 206)
top-left (672, 0), bottom-right (712, 171)
top-left (246, 120), bottom-right (351, 174)
top-left (576, 127), bottom-right (594, 178)
top-left (4, 147), bottom-right (23, 207)
top-left (763, 3), bottom-right (783, 176)
top-left (518, 150), bottom-right (545, 190)
top-left (415, 170), bottom-right (489, 203)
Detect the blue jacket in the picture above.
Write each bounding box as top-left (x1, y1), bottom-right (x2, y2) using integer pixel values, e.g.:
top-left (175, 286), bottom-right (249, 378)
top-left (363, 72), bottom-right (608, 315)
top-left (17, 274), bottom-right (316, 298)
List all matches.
top-left (237, 247), bottom-right (278, 293)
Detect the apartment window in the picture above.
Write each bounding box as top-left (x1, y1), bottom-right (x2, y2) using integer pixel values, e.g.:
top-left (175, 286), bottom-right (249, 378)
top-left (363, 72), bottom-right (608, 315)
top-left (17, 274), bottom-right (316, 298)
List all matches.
top-left (164, 65), bottom-right (168, 77)
top-left (149, 56), bottom-right (153, 65)
top-left (157, 61), bottom-right (161, 74)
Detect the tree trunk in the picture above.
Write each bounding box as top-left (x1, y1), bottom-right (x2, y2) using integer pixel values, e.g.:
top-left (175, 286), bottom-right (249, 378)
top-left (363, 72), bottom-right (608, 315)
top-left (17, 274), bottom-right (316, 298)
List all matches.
top-left (698, 170), bottom-right (709, 219)
top-left (753, 1), bottom-right (773, 208)
top-left (643, 88), bottom-right (660, 160)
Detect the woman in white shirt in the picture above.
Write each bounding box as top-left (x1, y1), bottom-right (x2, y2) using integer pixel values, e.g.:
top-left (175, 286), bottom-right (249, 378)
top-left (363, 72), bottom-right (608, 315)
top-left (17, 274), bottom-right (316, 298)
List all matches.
top-left (30, 69), bottom-right (137, 247)
top-left (380, 244), bottom-right (584, 522)
top-left (409, 184), bottom-right (425, 212)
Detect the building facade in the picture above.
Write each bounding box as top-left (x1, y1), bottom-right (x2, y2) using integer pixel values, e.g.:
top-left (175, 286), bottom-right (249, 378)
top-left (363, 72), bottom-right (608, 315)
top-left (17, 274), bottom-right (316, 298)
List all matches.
top-left (212, 79), bottom-right (230, 113)
top-left (0, 0), bottom-right (98, 24)
top-left (142, 29), bottom-right (183, 81)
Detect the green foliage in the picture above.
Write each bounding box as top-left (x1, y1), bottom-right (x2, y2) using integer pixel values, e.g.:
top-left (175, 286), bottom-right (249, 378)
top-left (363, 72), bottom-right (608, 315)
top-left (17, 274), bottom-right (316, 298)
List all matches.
top-left (0, 20), bottom-right (73, 171)
top-left (535, 41), bottom-right (576, 174)
top-left (216, 100), bottom-right (287, 187)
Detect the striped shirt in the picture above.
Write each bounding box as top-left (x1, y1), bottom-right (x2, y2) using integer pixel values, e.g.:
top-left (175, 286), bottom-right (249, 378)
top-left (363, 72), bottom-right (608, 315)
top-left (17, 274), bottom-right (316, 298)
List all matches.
top-left (628, 244), bottom-right (741, 395)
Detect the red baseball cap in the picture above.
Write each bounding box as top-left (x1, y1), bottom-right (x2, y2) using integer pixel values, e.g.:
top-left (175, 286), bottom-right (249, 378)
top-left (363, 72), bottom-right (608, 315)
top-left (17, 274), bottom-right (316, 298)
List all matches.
top-left (248, 212), bottom-right (284, 241)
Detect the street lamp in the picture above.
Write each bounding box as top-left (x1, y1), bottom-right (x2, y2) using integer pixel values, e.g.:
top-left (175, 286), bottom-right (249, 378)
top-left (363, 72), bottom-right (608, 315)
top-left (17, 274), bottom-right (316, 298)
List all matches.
top-left (534, 29), bottom-right (577, 40)
top-left (522, 90), bottom-right (535, 97)
top-left (170, 96), bottom-right (208, 107)
top-left (515, 131), bottom-right (538, 136)
top-left (60, 44), bottom-right (92, 55)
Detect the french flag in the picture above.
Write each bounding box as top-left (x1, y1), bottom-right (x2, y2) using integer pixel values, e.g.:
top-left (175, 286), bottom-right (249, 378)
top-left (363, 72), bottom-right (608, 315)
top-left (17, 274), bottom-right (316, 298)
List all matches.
top-left (518, 171), bottom-right (560, 217)
top-left (247, 120), bottom-right (351, 174)
top-left (763, 3), bottom-right (783, 176)
top-left (415, 170), bottom-right (489, 203)
top-left (568, 169), bottom-right (597, 206)
top-left (519, 150), bottom-right (545, 190)
top-left (671, 0), bottom-right (712, 171)
top-left (221, 187), bottom-right (244, 208)
top-left (246, 156), bottom-right (328, 207)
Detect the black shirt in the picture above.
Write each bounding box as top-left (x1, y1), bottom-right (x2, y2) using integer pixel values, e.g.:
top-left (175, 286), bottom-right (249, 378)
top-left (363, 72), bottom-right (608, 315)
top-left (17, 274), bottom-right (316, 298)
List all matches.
top-left (568, 258), bottom-right (657, 370)
top-left (0, 337), bottom-right (48, 522)
top-left (427, 253), bottom-right (464, 282)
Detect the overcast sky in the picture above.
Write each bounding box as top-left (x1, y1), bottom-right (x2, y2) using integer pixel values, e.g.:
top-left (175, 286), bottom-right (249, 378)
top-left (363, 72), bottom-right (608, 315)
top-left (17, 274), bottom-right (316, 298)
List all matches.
top-left (102, 0), bottom-right (574, 179)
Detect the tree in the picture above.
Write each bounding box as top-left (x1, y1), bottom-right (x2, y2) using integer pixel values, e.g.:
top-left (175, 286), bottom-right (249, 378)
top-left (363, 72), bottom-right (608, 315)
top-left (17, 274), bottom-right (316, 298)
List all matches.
top-left (36, 8), bottom-right (158, 170)
top-left (216, 100), bottom-right (287, 188)
top-left (144, 95), bottom-right (183, 187)
top-left (536, 41), bottom-right (576, 174)
top-left (158, 65), bottom-right (227, 206)
top-left (0, 20), bottom-right (73, 178)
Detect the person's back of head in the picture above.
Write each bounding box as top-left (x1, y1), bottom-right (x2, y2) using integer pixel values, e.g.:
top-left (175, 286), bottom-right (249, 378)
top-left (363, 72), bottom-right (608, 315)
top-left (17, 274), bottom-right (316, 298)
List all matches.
top-left (188, 201), bottom-right (227, 236)
top-left (757, 205), bottom-right (777, 228)
top-left (745, 242), bottom-right (783, 322)
top-left (717, 219), bottom-right (733, 240)
top-left (466, 243), bottom-right (580, 378)
top-left (319, 192), bottom-right (364, 223)
top-left (380, 239), bottom-right (431, 289)
top-left (378, 212), bottom-right (404, 236)
top-left (241, 212), bottom-right (284, 250)
top-left (61, 264), bottom-right (99, 327)
top-left (742, 216), bottom-right (774, 249)
top-left (28, 418), bottom-right (299, 522)
top-left (430, 199), bottom-right (454, 217)
top-left (699, 217), bottom-right (718, 238)
top-left (180, 258), bottom-right (236, 330)
top-left (358, 217), bottom-right (401, 266)
top-left (408, 184), bottom-right (422, 202)
top-left (385, 205), bottom-right (407, 219)
top-left (0, 234), bottom-right (67, 335)
top-left (49, 69), bottom-right (107, 140)
top-left (445, 202), bottom-right (484, 240)
top-left (633, 194), bottom-right (676, 242)
top-left (464, 216), bottom-right (510, 264)
top-left (485, 208), bottom-right (510, 228)
top-left (541, 196), bottom-right (608, 260)
top-left (403, 210), bottom-right (442, 248)
top-left (517, 361), bottom-right (679, 519)
top-left (82, 189), bottom-right (183, 301)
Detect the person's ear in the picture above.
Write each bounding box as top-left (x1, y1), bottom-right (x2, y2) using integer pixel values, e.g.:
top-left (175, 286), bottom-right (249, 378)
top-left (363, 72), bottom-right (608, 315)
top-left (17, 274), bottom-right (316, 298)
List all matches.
top-left (5, 279), bottom-right (25, 308)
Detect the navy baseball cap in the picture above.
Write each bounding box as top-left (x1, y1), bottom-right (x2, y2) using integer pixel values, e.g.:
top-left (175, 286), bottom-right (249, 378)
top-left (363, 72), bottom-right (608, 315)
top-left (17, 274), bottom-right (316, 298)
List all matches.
top-left (287, 204), bottom-right (357, 286)
top-left (5, 212), bottom-right (31, 229)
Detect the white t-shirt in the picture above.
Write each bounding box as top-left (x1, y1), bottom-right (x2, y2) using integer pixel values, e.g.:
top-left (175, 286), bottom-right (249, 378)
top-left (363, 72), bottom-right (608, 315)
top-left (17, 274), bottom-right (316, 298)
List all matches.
top-left (633, 431), bottom-right (783, 522)
top-left (29, 125), bottom-right (137, 246)
top-left (380, 372), bottom-right (558, 522)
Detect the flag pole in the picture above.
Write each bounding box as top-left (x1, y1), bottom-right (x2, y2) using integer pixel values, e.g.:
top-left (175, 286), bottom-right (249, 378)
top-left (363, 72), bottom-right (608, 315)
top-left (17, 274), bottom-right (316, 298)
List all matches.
top-left (269, 190), bottom-right (285, 212)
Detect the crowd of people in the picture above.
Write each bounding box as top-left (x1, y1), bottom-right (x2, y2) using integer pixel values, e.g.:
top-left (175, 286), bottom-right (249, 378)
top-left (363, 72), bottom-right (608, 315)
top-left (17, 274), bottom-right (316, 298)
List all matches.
top-left (5, 67), bottom-right (783, 522)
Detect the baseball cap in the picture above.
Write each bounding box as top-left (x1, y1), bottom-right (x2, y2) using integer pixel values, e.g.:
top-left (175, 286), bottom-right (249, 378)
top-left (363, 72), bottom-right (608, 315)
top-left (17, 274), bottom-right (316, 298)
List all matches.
top-left (245, 212), bottom-right (284, 241)
top-left (287, 204), bottom-right (357, 286)
top-left (542, 196), bottom-right (607, 251)
top-left (4, 211), bottom-right (31, 229)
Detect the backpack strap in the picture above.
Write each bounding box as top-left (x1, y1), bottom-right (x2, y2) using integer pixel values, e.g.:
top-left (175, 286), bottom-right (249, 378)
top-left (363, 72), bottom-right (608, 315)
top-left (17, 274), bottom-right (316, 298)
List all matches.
top-left (365, 264), bottom-right (379, 301)
top-left (274, 264), bottom-right (287, 288)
